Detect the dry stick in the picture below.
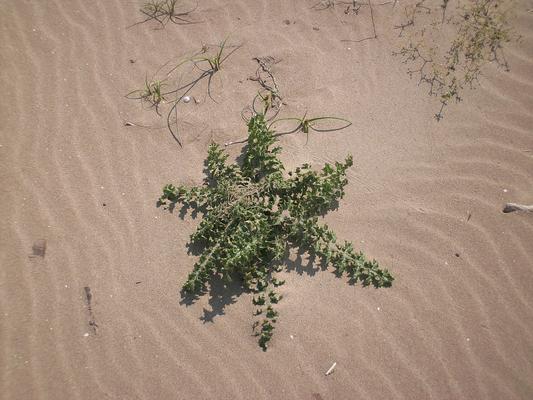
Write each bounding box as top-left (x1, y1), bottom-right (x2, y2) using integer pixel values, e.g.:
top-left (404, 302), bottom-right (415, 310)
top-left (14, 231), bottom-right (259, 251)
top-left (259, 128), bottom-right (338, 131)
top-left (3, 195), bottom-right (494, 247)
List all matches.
top-left (369, 0), bottom-right (377, 38)
top-left (325, 362), bottom-right (337, 375)
top-left (503, 203), bottom-right (533, 213)
top-left (123, 121), bottom-right (165, 129)
top-left (341, 0), bottom-right (378, 43)
top-left (248, 57), bottom-right (283, 120)
top-left (252, 57), bottom-right (281, 99)
top-left (441, 0), bottom-right (449, 23)
top-left (84, 286), bottom-right (98, 334)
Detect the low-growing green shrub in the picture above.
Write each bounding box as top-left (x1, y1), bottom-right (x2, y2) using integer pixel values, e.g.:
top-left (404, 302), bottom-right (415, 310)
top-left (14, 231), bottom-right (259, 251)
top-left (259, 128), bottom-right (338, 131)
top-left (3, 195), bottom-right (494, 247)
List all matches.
top-left (159, 113), bottom-right (393, 350)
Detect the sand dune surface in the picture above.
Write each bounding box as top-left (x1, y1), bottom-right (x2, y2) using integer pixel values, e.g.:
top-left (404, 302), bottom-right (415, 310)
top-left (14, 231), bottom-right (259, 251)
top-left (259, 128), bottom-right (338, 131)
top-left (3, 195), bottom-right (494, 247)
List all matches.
top-left (1, 0), bottom-right (533, 399)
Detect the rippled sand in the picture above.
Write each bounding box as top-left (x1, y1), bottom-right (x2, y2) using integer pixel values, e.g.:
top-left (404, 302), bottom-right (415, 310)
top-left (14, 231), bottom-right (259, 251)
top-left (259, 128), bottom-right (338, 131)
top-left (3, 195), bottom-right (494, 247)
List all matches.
top-left (1, 1), bottom-right (532, 398)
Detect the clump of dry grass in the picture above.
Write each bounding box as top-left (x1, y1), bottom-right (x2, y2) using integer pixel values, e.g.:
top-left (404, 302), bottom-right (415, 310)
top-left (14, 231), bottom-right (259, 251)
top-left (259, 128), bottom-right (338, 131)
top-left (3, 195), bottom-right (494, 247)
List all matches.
top-left (393, 0), bottom-right (518, 119)
top-left (129, 0), bottom-right (200, 28)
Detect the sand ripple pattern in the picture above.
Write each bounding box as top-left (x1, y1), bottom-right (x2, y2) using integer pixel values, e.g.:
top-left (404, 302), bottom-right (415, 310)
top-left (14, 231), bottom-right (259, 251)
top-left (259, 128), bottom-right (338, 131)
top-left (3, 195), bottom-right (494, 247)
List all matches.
top-left (1, 0), bottom-right (532, 399)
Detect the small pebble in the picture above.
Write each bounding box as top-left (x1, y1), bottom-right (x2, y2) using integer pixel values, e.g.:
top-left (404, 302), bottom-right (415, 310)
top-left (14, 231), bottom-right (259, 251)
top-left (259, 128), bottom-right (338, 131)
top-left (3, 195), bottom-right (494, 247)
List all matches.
top-left (503, 189), bottom-right (508, 193)
top-left (183, 96), bottom-right (191, 103)
top-left (83, 333), bottom-right (89, 337)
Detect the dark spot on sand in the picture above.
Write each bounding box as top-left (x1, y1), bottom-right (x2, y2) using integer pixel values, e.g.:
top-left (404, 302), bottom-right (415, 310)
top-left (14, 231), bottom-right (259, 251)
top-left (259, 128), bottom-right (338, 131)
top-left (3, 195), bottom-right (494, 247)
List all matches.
top-left (29, 239), bottom-right (46, 258)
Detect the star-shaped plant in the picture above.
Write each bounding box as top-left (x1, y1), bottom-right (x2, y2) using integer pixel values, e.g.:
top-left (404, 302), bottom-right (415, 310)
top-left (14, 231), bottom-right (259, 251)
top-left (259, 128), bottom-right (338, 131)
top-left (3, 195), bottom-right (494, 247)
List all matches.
top-left (159, 113), bottom-right (394, 350)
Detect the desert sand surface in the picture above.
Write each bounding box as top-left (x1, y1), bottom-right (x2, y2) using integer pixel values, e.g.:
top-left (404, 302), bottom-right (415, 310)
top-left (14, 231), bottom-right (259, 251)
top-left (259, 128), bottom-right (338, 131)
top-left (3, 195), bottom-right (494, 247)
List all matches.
top-left (1, 0), bottom-right (533, 399)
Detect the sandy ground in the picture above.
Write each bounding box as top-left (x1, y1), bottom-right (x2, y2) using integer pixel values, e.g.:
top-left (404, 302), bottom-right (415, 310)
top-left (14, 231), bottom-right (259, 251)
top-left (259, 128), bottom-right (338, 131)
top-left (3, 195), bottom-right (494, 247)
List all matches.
top-left (1, 0), bottom-right (533, 399)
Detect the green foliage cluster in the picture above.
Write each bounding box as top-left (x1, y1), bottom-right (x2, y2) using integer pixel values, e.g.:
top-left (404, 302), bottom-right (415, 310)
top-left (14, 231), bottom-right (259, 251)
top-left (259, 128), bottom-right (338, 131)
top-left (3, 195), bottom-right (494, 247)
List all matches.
top-left (133, 0), bottom-right (198, 27)
top-left (159, 113), bottom-right (393, 350)
top-left (394, 0), bottom-right (516, 120)
top-left (127, 38), bottom-right (239, 146)
top-left (126, 76), bottom-right (167, 115)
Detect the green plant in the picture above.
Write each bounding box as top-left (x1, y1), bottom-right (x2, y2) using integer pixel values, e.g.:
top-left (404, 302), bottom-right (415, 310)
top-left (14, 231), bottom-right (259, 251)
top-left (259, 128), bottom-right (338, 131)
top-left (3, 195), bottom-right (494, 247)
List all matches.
top-left (130, 0), bottom-right (199, 28)
top-left (189, 38), bottom-right (238, 80)
top-left (191, 39), bottom-right (228, 72)
top-left (269, 112), bottom-right (352, 143)
top-left (126, 38), bottom-right (240, 146)
top-left (163, 38), bottom-right (240, 144)
top-left (126, 76), bottom-right (167, 115)
top-left (227, 111), bottom-right (351, 147)
top-left (254, 90), bottom-right (280, 116)
top-left (159, 113), bottom-right (393, 350)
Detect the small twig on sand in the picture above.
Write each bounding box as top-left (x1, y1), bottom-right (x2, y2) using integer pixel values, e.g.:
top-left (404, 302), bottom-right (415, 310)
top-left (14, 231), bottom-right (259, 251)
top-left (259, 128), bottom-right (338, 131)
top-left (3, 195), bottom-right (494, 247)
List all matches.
top-left (369, 0), bottom-right (377, 38)
top-left (325, 362), bottom-right (337, 376)
top-left (341, 0), bottom-right (378, 43)
top-left (84, 286), bottom-right (99, 334)
top-left (502, 203), bottom-right (533, 213)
